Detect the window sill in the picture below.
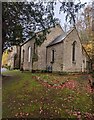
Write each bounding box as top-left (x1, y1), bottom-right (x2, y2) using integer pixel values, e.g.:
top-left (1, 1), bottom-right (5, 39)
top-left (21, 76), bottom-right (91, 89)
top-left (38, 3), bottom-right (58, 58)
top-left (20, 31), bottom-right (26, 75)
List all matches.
top-left (50, 61), bottom-right (54, 64)
top-left (72, 61), bottom-right (76, 64)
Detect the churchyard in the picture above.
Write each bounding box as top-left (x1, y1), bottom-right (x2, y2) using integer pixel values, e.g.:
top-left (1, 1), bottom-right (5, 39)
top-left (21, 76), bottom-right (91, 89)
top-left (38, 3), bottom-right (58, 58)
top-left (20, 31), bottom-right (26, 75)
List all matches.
top-left (2, 70), bottom-right (94, 119)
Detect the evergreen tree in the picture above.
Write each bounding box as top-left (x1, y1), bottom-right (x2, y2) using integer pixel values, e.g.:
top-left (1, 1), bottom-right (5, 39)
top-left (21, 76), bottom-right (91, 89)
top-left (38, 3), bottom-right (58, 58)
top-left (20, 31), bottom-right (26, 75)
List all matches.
top-left (2, 2), bottom-right (57, 51)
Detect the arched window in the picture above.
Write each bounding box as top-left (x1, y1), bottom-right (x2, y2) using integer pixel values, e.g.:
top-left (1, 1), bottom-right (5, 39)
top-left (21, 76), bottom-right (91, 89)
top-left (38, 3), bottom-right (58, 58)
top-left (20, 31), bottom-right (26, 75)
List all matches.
top-left (28, 47), bottom-right (31, 62)
top-left (22, 49), bottom-right (25, 63)
top-left (72, 41), bottom-right (76, 62)
top-left (34, 42), bottom-right (36, 54)
top-left (51, 49), bottom-right (55, 63)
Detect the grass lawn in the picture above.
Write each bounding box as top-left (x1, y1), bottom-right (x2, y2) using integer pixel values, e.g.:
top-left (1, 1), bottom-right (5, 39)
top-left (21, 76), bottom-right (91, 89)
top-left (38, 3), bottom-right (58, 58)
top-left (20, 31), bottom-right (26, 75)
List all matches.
top-left (2, 70), bottom-right (94, 119)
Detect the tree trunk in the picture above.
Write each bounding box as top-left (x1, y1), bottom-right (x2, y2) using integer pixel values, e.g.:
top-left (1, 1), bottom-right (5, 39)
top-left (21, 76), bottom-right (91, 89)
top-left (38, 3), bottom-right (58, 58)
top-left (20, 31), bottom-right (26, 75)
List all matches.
top-left (0, 2), bottom-right (2, 120)
top-left (0, 2), bottom-right (2, 76)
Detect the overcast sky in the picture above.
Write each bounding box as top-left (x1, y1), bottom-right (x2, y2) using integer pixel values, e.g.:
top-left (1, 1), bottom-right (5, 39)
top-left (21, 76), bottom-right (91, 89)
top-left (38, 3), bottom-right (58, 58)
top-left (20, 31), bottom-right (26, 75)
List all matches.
top-left (27, 0), bottom-right (93, 31)
top-left (54, 0), bottom-right (92, 31)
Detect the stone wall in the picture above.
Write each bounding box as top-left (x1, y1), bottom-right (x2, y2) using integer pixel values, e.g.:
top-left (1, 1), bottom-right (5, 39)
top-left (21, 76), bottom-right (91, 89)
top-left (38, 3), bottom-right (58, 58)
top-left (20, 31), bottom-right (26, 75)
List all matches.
top-left (46, 28), bottom-right (90, 72)
top-left (21, 26), bottom-right (90, 72)
top-left (21, 25), bottom-right (64, 71)
top-left (8, 46), bottom-right (21, 69)
top-left (36, 25), bottom-right (64, 70)
top-left (46, 42), bottom-right (64, 72)
top-left (21, 39), bottom-right (35, 71)
top-left (63, 29), bottom-right (83, 72)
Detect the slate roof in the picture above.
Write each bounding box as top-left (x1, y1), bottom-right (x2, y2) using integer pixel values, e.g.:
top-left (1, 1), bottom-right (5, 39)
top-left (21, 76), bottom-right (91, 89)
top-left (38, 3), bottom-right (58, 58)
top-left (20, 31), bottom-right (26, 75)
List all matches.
top-left (47, 28), bottom-right (74, 47)
top-left (20, 24), bottom-right (63, 46)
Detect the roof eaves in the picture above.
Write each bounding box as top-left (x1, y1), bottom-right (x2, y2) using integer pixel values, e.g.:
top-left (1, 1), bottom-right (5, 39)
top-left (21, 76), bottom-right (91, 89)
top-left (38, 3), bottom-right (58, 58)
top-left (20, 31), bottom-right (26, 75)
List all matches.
top-left (20, 37), bottom-right (34, 47)
top-left (20, 24), bottom-right (63, 47)
top-left (46, 40), bottom-right (64, 48)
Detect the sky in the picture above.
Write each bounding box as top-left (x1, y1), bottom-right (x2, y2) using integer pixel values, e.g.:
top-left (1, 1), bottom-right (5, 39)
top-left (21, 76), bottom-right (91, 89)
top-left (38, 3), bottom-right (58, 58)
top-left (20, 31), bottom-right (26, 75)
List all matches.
top-left (27, 0), bottom-right (92, 31)
top-left (54, 0), bottom-right (93, 31)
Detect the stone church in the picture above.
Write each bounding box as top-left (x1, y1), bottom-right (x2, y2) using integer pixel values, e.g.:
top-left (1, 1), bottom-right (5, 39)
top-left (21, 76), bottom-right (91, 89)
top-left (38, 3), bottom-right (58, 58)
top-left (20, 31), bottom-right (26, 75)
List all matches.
top-left (20, 24), bottom-right (91, 72)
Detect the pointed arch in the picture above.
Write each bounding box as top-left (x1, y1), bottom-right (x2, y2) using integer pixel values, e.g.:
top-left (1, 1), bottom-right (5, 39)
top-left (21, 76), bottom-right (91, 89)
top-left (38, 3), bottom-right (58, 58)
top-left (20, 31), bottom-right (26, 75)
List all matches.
top-left (28, 46), bottom-right (32, 62)
top-left (72, 41), bottom-right (76, 62)
top-left (22, 49), bottom-right (25, 63)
